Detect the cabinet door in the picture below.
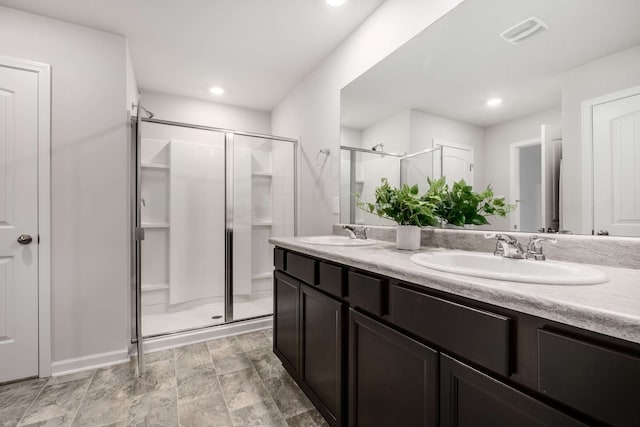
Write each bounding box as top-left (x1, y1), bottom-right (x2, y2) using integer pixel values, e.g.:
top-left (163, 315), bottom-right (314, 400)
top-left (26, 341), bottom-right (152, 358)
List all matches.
top-left (440, 354), bottom-right (586, 427)
top-left (349, 309), bottom-right (438, 427)
top-left (300, 284), bottom-right (345, 427)
top-left (274, 271), bottom-right (300, 377)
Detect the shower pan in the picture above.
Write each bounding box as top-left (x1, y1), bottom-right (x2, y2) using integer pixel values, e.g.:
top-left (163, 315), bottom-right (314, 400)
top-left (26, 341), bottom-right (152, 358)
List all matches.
top-left (130, 113), bottom-right (296, 373)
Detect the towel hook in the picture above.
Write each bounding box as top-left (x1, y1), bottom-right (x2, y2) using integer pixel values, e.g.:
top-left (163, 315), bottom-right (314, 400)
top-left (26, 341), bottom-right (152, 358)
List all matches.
top-left (316, 149), bottom-right (330, 168)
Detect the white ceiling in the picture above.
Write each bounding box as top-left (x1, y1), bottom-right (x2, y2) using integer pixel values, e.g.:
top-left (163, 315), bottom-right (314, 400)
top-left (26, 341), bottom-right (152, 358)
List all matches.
top-left (341, 0), bottom-right (640, 129)
top-left (0, 0), bottom-right (384, 111)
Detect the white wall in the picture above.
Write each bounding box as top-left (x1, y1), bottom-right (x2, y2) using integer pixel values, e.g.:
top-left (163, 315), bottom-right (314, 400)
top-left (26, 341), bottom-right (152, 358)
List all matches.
top-left (142, 91), bottom-right (271, 134)
top-left (362, 109), bottom-right (411, 155)
top-left (126, 42), bottom-right (139, 115)
top-left (340, 126), bottom-right (363, 149)
top-left (561, 44), bottom-right (640, 234)
top-left (272, 0), bottom-right (465, 234)
top-left (482, 108), bottom-right (561, 230)
top-left (0, 6), bottom-right (129, 365)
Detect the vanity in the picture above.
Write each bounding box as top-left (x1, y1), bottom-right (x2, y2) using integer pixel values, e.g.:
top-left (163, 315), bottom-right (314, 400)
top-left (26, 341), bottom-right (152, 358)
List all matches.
top-left (270, 236), bottom-right (640, 427)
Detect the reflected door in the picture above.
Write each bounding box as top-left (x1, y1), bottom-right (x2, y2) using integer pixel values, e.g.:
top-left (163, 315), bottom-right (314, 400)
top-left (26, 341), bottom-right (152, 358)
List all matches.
top-left (593, 92), bottom-right (640, 237)
top-left (434, 141), bottom-right (474, 186)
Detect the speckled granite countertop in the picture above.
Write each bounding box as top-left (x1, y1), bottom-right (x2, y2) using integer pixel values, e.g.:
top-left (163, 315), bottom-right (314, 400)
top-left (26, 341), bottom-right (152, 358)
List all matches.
top-left (270, 237), bottom-right (640, 345)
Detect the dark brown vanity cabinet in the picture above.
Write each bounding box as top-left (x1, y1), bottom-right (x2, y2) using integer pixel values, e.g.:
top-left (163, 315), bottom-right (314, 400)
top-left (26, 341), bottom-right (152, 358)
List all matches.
top-left (273, 271), bottom-right (300, 377)
top-left (440, 354), bottom-right (585, 427)
top-left (273, 251), bottom-right (346, 427)
top-left (273, 247), bottom-right (640, 427)
top-left (299, 284), bottom-right (345, 426)
top-left (349, 309), bottom-right (438, 427)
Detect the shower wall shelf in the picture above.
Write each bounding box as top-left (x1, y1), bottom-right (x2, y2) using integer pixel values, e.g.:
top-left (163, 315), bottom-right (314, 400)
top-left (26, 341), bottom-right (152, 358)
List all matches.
top-left (142, 283), bottom-right (170, 292)
top-left (141, 223), bottom-right (170, 228)
top-left (252, 222), bottom-right (272, 227)
top-left (252, 272), bottom-right (272, 280)
top-left (252, 172), bottom-right (272, 177)
top-left (141, 163), bottom-right (170, 170)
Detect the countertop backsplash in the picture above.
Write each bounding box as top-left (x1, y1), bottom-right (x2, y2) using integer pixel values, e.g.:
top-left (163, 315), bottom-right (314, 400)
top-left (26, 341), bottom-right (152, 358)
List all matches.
top-left (333, 224), bottom-right (640, 270)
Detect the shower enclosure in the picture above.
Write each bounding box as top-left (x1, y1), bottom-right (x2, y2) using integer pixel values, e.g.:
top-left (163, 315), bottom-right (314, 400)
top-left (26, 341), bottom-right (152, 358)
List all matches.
top-left (131, 114), bottom-right (296, 372)
top-left (340, 145), bottom-right (442, 225)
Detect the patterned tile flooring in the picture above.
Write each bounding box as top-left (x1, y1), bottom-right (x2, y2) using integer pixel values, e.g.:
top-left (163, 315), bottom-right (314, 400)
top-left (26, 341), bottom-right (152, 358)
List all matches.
top-left (0, 329), bottom-right (328, 427)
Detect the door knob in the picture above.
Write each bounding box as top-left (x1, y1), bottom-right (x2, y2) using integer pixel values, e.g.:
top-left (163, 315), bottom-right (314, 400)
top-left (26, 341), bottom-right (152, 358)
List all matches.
top-left (17, 234), bottom-right (33, 245)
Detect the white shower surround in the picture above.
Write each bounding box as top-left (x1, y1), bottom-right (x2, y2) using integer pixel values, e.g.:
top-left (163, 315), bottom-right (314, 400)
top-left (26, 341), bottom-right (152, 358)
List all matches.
top-left (170, 139), bottom-right (226, 305)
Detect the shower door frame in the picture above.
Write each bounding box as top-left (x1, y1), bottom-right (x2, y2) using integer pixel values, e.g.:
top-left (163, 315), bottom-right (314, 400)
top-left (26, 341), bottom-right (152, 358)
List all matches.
top-left (130, 115), bottom-right (297, 371)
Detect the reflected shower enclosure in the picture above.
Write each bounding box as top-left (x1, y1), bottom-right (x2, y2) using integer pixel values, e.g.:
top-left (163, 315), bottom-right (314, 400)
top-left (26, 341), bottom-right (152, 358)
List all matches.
top-left (340, 145), bottom-right (442, 225)
top-left (134, 118), bottom-right (296, 338)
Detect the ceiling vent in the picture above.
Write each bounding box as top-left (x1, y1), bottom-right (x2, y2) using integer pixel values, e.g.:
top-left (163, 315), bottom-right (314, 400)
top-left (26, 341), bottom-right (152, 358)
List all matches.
top-left (500, 17), bottom-right (548, 45)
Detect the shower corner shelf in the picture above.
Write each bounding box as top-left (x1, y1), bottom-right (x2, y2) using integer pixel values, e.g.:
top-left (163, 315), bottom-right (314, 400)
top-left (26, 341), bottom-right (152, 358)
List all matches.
top-left (252, 272), bottom-right (272, 280)
top-left (142, 283), bottom-right (170, 292)
top-left (252, 222), bottom-right (272, 228)
top-left (252, 171), bottom-right (272, 177)
top-left (142, 222), bottom-right (170, 229)
top-left (141, 163), bottom-right (170, 170)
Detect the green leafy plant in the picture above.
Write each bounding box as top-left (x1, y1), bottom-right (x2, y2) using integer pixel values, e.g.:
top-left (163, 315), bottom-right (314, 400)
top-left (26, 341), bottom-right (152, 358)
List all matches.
top-left (357, 178), bottom-right (440, 227)
top-left (426, 177), bottom-right (514, 227)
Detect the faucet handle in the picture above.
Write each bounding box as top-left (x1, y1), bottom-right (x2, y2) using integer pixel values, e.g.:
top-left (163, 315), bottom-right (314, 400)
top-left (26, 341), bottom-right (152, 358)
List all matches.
top-left (484, 233), bottom-right (518, 243)
top-left (342, 225), bottom-right (368, 240)
top-left (528, 235), bottom-right (558, 245)
top-left (526, 235), bottom-right (558, 260)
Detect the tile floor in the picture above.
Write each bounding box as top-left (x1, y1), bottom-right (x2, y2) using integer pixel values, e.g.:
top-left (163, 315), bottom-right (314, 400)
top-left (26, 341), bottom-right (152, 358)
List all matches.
top-left (0, 329), bottom-right (328, 427)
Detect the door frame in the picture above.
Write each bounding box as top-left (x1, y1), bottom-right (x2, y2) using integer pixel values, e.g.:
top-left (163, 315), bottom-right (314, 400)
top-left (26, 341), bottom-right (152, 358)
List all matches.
top-left (509, 138), bottom-right (541, 232)
top-left (581, 85), bottom-right (640, 235)
top-left (0, 56), bottom-right (52, 378)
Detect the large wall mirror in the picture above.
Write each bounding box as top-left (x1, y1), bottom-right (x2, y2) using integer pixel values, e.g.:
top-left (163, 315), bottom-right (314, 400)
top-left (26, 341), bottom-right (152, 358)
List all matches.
top-left (340, 0), bottom-right (640, 237)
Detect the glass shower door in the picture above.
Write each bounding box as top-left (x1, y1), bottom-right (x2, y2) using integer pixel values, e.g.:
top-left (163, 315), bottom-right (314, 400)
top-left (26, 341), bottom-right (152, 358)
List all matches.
top-left (139, 122), bottom-right (227, 337)
top-left (229, 134), bottom-right (296, 321)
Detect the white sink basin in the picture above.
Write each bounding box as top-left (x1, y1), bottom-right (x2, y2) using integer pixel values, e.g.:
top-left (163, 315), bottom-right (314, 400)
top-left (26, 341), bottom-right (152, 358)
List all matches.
top-left (410, 251), bottom-right (608, 285)
top-left (298, 235), bottom-right (377, 247)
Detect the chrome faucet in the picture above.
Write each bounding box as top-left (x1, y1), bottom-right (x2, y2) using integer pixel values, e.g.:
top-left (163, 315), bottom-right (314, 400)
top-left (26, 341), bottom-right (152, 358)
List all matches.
top-left (343, 225), bottom-right (368, 240)
top-left (485, 233), bottom-right (526, 259)
top-left (525, 235), bottom-right (558, 261)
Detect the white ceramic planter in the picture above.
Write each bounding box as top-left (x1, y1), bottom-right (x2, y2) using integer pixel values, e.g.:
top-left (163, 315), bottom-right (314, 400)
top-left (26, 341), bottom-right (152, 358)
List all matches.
top-left (396, 225), bottom-right (421, 250)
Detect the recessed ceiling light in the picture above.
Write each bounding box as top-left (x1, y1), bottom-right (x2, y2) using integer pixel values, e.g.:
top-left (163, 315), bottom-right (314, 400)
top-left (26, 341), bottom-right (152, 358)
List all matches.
top-left (209, 87), bottom-right (225, 95)
top-left (486, 98), bottom-right (503, 107)
top-left (326, 0), bottom-right (347, 6)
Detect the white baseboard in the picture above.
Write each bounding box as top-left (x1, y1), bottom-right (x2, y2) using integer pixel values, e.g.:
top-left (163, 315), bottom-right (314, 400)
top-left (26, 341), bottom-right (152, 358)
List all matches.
top-left (141, 316), bottom-right (273, 354)
top-left (49, 317), bottom-right (273, 377)
top-left (51, 348), bottom-right (129, 377)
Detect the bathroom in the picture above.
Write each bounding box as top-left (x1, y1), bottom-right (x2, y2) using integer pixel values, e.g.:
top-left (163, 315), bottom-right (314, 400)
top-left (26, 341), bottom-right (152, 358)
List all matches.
top-left (0, 0), bottom-right (639, 426)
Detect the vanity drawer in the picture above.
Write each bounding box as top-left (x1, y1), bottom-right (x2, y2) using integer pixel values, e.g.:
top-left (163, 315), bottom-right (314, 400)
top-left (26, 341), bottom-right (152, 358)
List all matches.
top-left (274, 248), bottom-right (286, 271)
top-left (538, 330), bottom-right (640, 427)
top-left (347, 271), bottom-right (387, 316)
top-left (318, 262), bottom-right (345, 298)
top-left (285, 252), bottom-right (317, 285)
top-left (389, 284), bottom-right (511, 376)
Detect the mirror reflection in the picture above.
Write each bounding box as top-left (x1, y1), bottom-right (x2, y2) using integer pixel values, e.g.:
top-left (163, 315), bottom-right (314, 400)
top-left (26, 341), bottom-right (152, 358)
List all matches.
top-left (340, 0), bottom-right (640, 237)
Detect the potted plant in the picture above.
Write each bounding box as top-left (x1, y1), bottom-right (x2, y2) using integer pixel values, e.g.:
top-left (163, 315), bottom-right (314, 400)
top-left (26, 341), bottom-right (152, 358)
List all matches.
top-left (358, 178), bottom-right (439, 250)
top-left (426, 177), bottom-right (514, 228)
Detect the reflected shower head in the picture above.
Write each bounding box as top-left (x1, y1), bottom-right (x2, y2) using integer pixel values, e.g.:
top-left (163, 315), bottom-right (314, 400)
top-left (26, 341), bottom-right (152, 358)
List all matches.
top-left (371, 143), bottom-right (384, 152)
top-left (140, 106), bottom-right (154, 119)
top-left (132, 103), bottom-right (154, 119)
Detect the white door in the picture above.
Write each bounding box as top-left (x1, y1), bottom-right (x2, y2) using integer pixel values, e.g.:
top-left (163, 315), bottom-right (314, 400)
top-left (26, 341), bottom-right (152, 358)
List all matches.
top-left (541, 124), bottom-right (562, 230)
top-left (0, 65), bottom-right (39, 383)
top-left (434, 140), bottom-right (474, 186)
top-left (593, 93), bottom-right (640, 237)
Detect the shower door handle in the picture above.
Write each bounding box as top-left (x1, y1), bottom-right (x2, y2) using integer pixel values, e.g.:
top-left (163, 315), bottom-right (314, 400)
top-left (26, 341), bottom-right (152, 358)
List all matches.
top-left (17, 234), bottom-right (33, 245)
